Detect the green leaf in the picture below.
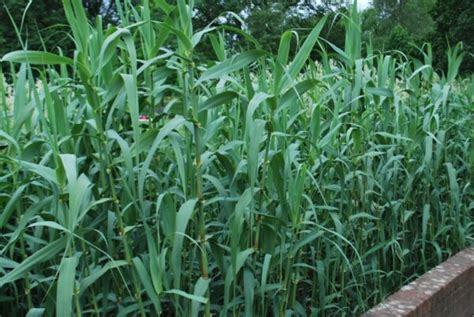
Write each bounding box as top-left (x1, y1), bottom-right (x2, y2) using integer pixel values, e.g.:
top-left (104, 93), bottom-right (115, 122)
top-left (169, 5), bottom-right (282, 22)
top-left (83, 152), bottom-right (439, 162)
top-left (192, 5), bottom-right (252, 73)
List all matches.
top-left (57, 256), bottom-right (79, 317)
top-left (165, 289), bottom-right (208, 304)
top-left (280, 16), bottom-right (327, 90)
top-left (349, 213), bottom-right (379, 221)
top-left (80, 260), bottom-right (128, 295)
top-left (197, 50), bottom-right (267, 84)
top-left (171, 199), bottom-right (198, 289)
top-left (231, 190), bottom-right (253, 271)
top-left (121, 74), bottom-right (141, 145)
top-left (132, 257), bottom-right (162, 314)
top-left (1, 51), bottom-right (73, 65)
top-left (278, 79), bottom-right (319, 113)
top-left (247, 119), bottom-right (266, 186)
top-left (244, 268), bottom-right (255, 317)
top-left (26, 308), bottom-right (45, 317)
top-left (198, 91), bottom-right (240, 113)
top-left (0, 237), bottom-right (67, 287)
top-left (224, 248), bottom-right (254, 309)
top-left (366, 87), bottom-right (394, 98)
top-left (191, 277), bottom-right (210, 317)
top-left (138, 116), bottom-right (186, 204)
top-left (0, 184), bottom-right (27, 229)
top-left (99, 28), bottom-right (131, 70)
top-left (260, 254), bottom-right (272, 296)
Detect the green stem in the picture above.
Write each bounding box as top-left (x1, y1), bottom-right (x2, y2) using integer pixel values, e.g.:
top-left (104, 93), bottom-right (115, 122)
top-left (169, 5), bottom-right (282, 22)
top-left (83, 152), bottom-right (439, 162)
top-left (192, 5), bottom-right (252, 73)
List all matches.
top-left (107, 167), bottom-right (146, 317)
top-left (189, 62), bottom-right (211, 315)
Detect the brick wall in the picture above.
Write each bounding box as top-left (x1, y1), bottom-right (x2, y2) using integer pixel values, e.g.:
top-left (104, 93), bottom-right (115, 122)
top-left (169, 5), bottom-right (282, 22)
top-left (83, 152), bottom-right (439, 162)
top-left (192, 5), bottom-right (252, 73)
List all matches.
top-left (363, 247), bottom-right (474, 317)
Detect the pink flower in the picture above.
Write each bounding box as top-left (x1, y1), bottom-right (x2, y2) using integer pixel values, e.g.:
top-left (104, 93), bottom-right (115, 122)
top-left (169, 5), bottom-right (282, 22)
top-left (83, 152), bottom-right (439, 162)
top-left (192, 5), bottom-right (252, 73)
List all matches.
top-left (139, 115), bottom-right (149, 123)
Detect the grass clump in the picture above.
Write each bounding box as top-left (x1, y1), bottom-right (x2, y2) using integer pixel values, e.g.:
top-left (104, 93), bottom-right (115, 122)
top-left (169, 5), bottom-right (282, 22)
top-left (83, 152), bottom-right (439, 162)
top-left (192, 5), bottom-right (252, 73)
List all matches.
top-left (0, 1), bottom-right (472, 316)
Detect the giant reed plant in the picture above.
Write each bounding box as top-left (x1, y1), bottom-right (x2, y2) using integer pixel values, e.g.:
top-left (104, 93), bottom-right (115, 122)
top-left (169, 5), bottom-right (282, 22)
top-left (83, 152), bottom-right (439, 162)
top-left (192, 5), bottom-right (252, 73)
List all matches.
top-left (0, 1), bottom-right (472, 316)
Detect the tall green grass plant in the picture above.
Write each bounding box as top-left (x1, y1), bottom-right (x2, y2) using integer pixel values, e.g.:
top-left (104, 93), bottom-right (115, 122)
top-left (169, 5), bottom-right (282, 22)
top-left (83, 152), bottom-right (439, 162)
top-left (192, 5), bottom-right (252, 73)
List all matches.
top-left (0, 1), bottom-right (472, 316)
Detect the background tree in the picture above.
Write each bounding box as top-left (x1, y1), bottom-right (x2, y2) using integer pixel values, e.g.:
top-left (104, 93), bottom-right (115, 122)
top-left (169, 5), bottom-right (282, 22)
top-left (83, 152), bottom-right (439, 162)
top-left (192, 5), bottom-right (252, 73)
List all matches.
top-left (246, 2), bottom-right (346, 54)
top-left (364, 0), bottom-right (435, 52)
top-left (0, 0), bottom-right (117, 57)
top-left (0, 0), bottom-right (67, 56)
top-left (191, 1), bottom-right (346, 58)
top-left (2, 0), bottom-right (473, 73)
top-left (430, 0), bottom-right (474, 73)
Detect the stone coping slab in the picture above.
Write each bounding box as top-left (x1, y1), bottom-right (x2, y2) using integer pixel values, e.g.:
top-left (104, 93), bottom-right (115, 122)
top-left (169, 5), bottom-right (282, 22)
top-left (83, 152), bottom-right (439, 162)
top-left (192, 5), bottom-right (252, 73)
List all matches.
top-left (363, 247), bottom-right (474, 317)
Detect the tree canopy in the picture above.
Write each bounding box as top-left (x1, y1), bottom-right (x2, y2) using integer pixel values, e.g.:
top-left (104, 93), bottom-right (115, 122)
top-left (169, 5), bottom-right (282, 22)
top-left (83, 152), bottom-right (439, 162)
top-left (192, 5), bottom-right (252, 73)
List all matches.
top-left (430, 0), bottom-right (474, 72)
top-left (0, 0), bottom-right (116, 56)
top-left (1, 0), bottom-right (473, 72)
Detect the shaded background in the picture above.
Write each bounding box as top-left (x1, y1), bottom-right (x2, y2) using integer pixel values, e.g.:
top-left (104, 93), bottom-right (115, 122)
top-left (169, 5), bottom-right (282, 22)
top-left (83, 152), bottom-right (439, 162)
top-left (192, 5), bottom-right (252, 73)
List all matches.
top-left (0, 0), bottom-right (472, 73)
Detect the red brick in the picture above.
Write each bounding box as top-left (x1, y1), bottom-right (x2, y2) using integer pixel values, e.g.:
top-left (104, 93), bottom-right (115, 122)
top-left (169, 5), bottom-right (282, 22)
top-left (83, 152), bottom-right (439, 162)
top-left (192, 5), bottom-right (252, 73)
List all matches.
top-left (363, 248), bottom-right (474, 317)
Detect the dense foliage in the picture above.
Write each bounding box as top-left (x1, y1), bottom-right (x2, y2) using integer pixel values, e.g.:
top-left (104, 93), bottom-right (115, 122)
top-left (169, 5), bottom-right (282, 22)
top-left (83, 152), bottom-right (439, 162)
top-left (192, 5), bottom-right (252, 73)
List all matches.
top-left (0, 0), bottom-right (117, 56)
top-left (0, 0), bottom-right (473, 316)
top-left (2, 0), bottom-right (474, 72)
top-left (430, 0), bottom-right (474, 73)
